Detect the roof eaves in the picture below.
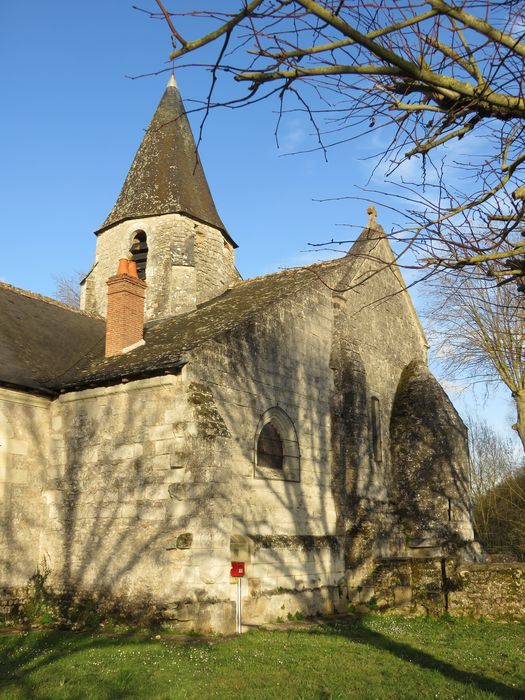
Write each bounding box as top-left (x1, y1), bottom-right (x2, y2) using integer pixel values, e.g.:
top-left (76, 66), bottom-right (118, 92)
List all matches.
top-left (0, 378), bottom-right (58, 399)
top-left (53, 357), bottom-right (189, 394)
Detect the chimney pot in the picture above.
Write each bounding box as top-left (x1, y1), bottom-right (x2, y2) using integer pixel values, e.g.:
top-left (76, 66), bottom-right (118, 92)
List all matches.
top-left (117, 258), bottom-right (129, 275)
top-left (128, 260), bottom-right (138, 278)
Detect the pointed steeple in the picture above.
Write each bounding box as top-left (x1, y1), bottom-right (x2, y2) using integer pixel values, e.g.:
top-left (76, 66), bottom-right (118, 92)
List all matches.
top-left (98, 75), bottom-right (235, 245)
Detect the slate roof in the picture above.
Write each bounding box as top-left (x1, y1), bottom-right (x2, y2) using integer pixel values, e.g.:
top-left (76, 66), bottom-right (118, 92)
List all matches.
top-left (0, 283), bottom-right (105, 395)
top-left (0, 254), bottom-right (357, 396)
top-left (98, 75), bottom-right (235, 246)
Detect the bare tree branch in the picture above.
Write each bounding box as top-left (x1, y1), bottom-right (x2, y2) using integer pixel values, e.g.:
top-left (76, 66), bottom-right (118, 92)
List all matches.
top-left (153, 1), bottom-right (525, 285)
top-left (427, 274), bottom-right (525, 451)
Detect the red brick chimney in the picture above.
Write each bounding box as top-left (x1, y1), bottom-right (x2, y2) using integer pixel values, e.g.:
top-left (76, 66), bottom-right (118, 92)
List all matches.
top-left (105, 258), bottom-right (147, 357)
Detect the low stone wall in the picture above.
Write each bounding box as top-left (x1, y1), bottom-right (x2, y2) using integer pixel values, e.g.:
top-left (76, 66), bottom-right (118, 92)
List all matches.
top-left (448, 562), bottom-right (525, 621)
top-left (0, 580), bottom-right (346, 633)
top-left (363, 559), bottom-right (445, 616)
top-left (363, 558), bottom-right (525, 621)
top-left (4, 560), bottom-right (524, 630)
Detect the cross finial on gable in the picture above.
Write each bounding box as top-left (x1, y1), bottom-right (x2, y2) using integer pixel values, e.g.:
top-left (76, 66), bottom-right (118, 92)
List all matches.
top-left (367, 205), bottom-right (378, 229)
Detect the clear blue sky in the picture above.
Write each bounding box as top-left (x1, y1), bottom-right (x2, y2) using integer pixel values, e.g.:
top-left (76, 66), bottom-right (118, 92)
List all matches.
top-left (0, 2), bottom-right (517, 444)
top-left (1, 1), bottom-right (374, 292)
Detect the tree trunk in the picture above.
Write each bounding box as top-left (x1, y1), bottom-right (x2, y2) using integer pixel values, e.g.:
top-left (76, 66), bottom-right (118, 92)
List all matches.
top-left (514, 392), bottom-right (525, 454)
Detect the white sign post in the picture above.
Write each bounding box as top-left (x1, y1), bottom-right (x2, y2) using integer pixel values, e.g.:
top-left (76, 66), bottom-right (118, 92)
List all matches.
top-left (236, 577), bottom-right (242, 634)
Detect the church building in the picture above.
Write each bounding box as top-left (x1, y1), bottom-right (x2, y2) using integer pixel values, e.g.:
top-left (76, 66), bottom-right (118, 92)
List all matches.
top-left (0, 75), bottom-right (476, 632)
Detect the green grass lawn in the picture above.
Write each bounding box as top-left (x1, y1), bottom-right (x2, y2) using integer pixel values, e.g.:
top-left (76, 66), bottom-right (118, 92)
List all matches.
top-left (0, 615), bottom-right (524, 699)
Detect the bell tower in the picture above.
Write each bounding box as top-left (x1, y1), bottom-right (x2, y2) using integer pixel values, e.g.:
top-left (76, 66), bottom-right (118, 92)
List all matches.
top-left (80, 74), bottom-right (239, 321)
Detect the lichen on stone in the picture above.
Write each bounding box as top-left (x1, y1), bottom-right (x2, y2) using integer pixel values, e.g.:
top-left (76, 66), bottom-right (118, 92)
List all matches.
top-left (188, 382), bottom-right (229, 439)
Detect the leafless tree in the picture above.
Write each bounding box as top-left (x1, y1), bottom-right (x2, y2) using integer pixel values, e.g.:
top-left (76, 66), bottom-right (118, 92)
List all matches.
top-left (144, 1), bottom-right (525, 285)
top-left (466, 416), bottom-right (520, 546)
top-left (428, 274), bottom-right (525, 450)
top-left (468, 416), bottom-right (525, 559)
top-left (489, 466), bottom-right (525, 560)
top-left (54, 272), bottom-right (84, 308)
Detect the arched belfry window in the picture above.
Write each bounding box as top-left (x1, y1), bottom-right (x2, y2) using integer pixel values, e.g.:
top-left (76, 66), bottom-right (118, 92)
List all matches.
top-left (130, 231), bottom-right (148, 280)
top-left (254, 407), bottom-right (300, 482)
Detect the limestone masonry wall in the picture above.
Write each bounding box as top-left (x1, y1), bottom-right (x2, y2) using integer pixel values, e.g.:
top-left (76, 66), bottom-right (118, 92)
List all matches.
top-left (39, 374), bottom-right (237, 631)
top-left (188, 280), bottom-right (346, 623)
top-left (185, 248), bottom-right (431, 625)
top-left (0, 388), bottom-right (49, 597)
top-left (1, 242), bottom-right (499, 632)
top-left (329, 240), bottom-right (430, 586)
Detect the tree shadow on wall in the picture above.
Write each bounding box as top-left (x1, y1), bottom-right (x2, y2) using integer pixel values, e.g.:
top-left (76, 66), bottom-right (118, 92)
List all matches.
top-left (2, 380), bottom-right (237, 631)
top-left (2, 247), bottom-right (475, 638)
top-left (0, 403), bottom-right (49, 594)
top-left (190, 277), bottom-right (386, 613)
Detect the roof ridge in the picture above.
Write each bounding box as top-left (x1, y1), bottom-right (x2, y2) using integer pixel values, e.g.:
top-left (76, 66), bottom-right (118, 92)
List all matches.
top-left (230, 254), bottom-right (348, 289)
top-left (0, 281), bottom-right (101, 319)
top-left (143, 254), bottom-right (350, 329)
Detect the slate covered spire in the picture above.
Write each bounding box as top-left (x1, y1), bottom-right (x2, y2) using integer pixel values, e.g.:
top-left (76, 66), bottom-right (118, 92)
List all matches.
top-left (98, 74), bottom-right (233, 243)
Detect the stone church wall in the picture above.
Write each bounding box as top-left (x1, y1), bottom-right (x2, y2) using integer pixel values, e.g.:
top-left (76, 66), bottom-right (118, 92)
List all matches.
top-left (188, 280), bottom-right (347, 624)
top-left (1, 375), bottom-right (241, 631)
top-left (35, 373), bottom-right (237, 631)
top-left (339, 238), bottom-right (429, 497)
top-left (0, 388), bottom-right (50, 610)
top-left (81, 213), bottom-right (238, 320)
top-left (0, 243), bottom-right (479, 632)
top-left (184, 250), bottom-right (430, 627)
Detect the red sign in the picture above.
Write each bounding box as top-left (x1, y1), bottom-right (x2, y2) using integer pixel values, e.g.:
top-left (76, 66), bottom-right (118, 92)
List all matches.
top-left (230, 561), bottom-right (245, 577)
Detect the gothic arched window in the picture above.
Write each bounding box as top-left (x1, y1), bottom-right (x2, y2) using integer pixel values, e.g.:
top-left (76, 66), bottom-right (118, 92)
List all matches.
top-left (254, 407), bottom-right (300, 482)
top-left (130, 231), bottom-right (148, 280)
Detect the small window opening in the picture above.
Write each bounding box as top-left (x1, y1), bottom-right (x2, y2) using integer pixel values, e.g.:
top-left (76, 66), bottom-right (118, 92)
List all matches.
top-left (254, 407), bottom-right (300, 481)
top-left (371, 396), bottom-right (382, 462)
top-left (130, 231), bottom-right (148, 280)
top-left (257, 423), bottom-right (283, 470)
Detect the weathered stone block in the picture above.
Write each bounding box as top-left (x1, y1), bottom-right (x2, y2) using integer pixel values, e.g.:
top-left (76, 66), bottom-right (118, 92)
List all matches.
top-left (8, 439), bottom-right (28, 456)
top-left (113, 443), bottom-right (143, 461)
top-left (150, 454), bottom-right (171, 471)
top-left (394, 585), bottom-right (412, 606)
top-left (148, 425), bottom-right (175, 441)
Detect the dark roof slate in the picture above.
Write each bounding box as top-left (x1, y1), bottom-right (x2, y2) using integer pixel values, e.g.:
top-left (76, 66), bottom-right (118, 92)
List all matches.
top-left (98, 76), bottom-right (234, 244)
top-left (0, 283), bottom-right (105, 395)
top-left (54, 254), bottom-right (355, 391)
